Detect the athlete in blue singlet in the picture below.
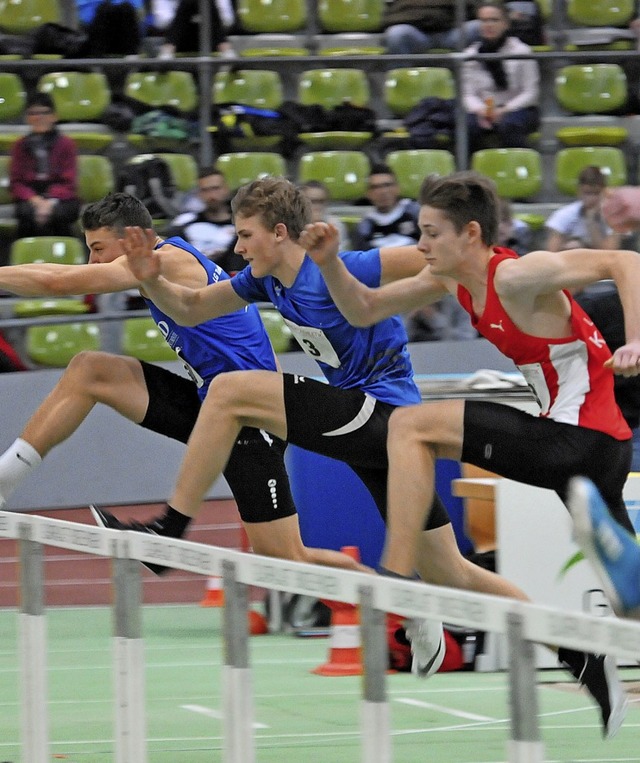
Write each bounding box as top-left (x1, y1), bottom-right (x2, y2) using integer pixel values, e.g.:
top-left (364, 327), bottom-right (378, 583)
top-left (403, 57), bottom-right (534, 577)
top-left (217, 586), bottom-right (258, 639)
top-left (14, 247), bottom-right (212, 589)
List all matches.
top-left (0, 192), bottom-right (363, 574)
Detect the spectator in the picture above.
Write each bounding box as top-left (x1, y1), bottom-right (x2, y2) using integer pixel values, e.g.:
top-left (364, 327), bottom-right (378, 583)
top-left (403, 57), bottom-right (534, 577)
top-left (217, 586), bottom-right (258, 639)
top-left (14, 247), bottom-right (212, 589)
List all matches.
top-left (157, 0), bottom-right (234, 58)
top-left (299, 180), bottom-right (351, 251)
top-left (462, 0), bottom-right (540, 154)
top-left (383, 0), bottom-right (480, 55)
top-left (75, 0), bottom-right (144, 56)
top-left (9, 93), bottom-right (81, 239)
top-left (545, 166), bottom-right (621, 252)
top-left (351, 164), bottom-right (421, 250)
top-left (165, 167), bottom-right (243, 274)
top-left (503, 0), bottom-right (546, 47)
top-left (497, 197), bottom-right (533, 256)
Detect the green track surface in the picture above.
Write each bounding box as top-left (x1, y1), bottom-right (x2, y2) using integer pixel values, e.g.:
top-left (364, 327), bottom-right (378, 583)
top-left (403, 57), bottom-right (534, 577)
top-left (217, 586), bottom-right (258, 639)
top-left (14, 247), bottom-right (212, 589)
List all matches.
top-left (1, 604), bottom-right (639, 762)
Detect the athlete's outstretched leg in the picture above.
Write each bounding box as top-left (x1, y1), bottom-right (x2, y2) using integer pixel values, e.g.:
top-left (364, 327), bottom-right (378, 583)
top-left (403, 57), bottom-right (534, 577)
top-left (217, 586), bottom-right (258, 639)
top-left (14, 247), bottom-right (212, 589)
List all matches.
top-left (0, 352), bottom-right (149, 505)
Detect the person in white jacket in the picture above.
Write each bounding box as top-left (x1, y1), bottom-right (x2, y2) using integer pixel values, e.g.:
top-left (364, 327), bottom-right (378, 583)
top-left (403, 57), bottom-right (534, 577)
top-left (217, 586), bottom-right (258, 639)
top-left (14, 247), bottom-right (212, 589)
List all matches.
top-left (462, 0), bottom-right (540, 155)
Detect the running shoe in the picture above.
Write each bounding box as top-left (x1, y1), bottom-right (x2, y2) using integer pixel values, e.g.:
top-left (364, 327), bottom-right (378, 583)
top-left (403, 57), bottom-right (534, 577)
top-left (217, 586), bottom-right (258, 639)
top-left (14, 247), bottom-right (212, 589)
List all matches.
top-left (568, 476), bottom-right (640, 618)
top-left (404, 618), bottom-right (446, 678)
top-left (558, 647), bottom-right (628, 739)
top-left (90, 504), bottom-right (169, 575)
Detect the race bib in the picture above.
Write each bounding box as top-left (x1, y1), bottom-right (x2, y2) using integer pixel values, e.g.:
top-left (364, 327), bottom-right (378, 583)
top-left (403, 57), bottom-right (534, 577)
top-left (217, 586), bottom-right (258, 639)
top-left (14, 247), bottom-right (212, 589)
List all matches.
top-left (283, 319), bottom-right (341, 368)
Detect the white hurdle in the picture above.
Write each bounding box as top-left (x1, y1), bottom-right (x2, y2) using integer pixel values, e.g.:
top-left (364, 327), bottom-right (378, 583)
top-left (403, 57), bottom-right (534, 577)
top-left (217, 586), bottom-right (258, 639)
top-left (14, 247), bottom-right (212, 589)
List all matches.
top-left (3, 508), bottom-right (640, 763)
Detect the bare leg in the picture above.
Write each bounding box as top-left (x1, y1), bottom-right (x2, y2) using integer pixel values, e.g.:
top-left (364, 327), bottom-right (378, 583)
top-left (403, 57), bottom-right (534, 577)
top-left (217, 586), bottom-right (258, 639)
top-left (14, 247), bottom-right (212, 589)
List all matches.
top-left (168, 370), bottom-right (288, 517)
top-left (21, 351), bottom-right (150, 456)
top-left (383, 400), bottom-right (466, 577)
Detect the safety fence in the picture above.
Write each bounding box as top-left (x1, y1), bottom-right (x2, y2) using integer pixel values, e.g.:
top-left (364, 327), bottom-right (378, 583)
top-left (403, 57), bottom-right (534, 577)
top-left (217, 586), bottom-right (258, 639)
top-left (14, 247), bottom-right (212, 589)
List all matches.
top-left (2, 508), bottom-right (640, 763)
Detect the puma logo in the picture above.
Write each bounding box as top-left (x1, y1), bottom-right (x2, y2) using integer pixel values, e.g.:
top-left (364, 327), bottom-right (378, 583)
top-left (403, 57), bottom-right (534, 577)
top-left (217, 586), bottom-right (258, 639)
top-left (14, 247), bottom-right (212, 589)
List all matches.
top-left (489, 320), bottom-right (505, 332)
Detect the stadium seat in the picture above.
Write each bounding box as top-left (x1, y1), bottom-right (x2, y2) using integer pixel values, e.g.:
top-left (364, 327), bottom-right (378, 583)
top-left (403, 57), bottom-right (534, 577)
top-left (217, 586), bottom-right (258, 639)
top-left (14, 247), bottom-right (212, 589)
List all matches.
top-left (26, 322), bottom-right (101, 367)
top-left (0, 155), bottom-right (12, 205)
top-left (259, 309), bottom-right (292, 353)
top-left (384, 67), bottom-right (456, 118)
top-left (554, 146), bottom-right (627, 196)
top-left (10, 236), bottom-right (86, 265)
top-left (213, 69), bottom-right (284, 111)
top-left (13, 298), bottom-right (90, 317)
top-left (232, 33), bottom-right (308, 57)
top-left (0, 0), bottom-right (61, 33)
top-left (555, 64), bottom-right (627, 114)
top-left (121, 317), bottom-right (175, 362)
top-left (316, 33), bottom-right (385, 56)
top-left (37, 71), bottom-right (111, 122)
top-left (386, 150), bottom-right (456, 199)
top-left (566, 0), bottom-right (635, 26)
top-left (124, 71), bottom-right (198, 114)
top-left (298, 68), bottom-right (370, 110)
top-left (216, 152), bottom-right (286, 192)
top-left (317, 0), bottom-right (383, 32)
top-left (297, 69), bottom-right (373, 149)
top-left (471, 148), bottom-right (543, 200)
top-left (298, 151), bottom-right (371, 202)
top-left (77, 155), bottom-right (115, 203)
top-left (154, 153), bottom-right (198, 192)
top-left (236, 0), bottom-right (306, 33)
top-left (0, 73), bottom-right (26, 122)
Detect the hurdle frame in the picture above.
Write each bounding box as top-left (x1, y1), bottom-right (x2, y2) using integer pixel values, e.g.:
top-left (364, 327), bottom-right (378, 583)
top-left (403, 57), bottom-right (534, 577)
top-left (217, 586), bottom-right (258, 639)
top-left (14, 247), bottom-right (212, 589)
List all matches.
top-left (3, 508), bottom-right (640, 763)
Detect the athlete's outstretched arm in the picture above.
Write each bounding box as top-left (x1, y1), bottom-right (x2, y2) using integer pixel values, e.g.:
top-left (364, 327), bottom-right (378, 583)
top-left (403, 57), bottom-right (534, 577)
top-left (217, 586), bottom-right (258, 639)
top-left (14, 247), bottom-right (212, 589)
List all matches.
top-left (0, 258), bottom-right (137, 297)
top-left (300, 222), bottom-right (447, 326)
top-left (122, 226), bottom-right (247, 325)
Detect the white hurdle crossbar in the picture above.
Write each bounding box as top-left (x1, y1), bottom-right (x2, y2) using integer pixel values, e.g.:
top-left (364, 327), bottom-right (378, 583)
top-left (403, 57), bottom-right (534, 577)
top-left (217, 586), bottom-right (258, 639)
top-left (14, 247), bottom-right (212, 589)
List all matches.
top-left (3, 508), bottom-right (640, 763)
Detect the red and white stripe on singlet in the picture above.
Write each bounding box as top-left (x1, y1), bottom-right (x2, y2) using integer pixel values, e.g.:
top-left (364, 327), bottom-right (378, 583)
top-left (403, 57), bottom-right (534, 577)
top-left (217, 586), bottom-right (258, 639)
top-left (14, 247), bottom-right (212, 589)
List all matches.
top-left (457, 247), bottom-right (631, 440)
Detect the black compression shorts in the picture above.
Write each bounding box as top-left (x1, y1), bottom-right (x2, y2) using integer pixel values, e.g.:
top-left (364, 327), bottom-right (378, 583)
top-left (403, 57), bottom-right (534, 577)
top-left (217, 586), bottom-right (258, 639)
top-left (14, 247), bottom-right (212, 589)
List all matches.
top-left (462, 400), bottom-right (634, 533)
top-left (139, 362), bottom-right (297, 524)
top-left (282, 373), bottom-right (450, 530)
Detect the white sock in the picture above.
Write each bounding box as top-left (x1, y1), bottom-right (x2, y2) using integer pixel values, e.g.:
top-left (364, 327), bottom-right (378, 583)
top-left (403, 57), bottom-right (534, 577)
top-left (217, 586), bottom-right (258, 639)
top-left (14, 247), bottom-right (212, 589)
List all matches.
top-left (0, 438), bottom-right (42, 506)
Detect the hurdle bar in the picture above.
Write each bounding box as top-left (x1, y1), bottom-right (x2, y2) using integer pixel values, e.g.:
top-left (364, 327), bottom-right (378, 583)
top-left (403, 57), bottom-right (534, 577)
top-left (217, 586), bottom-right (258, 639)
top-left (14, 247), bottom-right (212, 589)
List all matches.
top-left (3, 509), bottom-right (640, 763)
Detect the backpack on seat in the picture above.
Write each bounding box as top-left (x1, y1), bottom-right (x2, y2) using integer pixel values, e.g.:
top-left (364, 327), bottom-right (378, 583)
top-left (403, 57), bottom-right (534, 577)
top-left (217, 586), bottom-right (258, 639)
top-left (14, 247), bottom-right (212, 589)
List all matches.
top-left (117, 156), bottom-right (178, 218)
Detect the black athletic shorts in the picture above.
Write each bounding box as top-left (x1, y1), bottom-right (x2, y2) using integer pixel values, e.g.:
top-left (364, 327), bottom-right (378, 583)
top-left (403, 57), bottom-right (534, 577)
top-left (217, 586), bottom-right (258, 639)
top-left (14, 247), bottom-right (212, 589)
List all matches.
top-left (282, 373), bottom-right (450, 530)
top-left (139, 362), bottom-right (297, 524)
top-left (462, 400), bottom-right (634, 533)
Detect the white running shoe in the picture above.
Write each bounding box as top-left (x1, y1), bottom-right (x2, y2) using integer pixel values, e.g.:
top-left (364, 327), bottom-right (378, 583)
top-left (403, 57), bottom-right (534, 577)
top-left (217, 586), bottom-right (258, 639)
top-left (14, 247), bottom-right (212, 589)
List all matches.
top-left (404, 618), bottom-right (446, 678)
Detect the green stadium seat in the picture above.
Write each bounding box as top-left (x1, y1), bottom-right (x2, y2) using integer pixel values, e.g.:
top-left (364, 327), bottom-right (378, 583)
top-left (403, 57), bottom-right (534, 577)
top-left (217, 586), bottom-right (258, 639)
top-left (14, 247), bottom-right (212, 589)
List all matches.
top-left (236, 0), bottom-right (306, 33)
top-left (37, 71), bottom-right (111, 122)
top-left (0, 73), bottom-right (26, 122)
top-left (566, 0), bottom-right (635, 26)
top-left (213, 69), bottom-right (284, 110)
top-left (216, 152), bottom-right (286, 192)
top-left (259, 309), bottom-right (292, 353)
top-left (298, 151), bottom-right (371, 202)
top-left (10, 236), bottom-right (86, 265)
top-left (386, 150), bottom-right (456, 199)
top-left (77, 156), bottom-right (115, 204)
top-left (555, 64), bottom-right (627, 114)
top-left (317, 0), bottom-right (383, 32)
top-left (26, 322), bottom-right (101, 367)
top-left (384, 68), bottom-right (455, 118)
top-left (0, 155), bottom-right (12, 205)
top-left (121, 317), bottom-right (176, 362)
top-left (471, 148), bottom-right (543, 200)
top-left (124, 71), bottom-right (198, 114)
top-left (154, 153), bottom-right (198, 192)
top-left (0, 0), bottom-right (61, 33)
top-left (554, 146), bottom-right (627, 196)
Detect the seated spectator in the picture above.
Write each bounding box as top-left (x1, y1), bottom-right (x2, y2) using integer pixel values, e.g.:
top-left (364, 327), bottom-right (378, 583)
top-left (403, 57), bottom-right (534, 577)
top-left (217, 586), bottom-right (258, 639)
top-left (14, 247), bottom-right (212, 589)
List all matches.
top-left (383, 0), bottom-right (480, 55)
top-left (351, 164), bottom-right (421, 250)
top-left (545, 166), bottom-right (621, 252)
top-left (497, 197), bottom-right (533, 256)
top-left (405, 296), bottom-right (478, 343)
top-left (158, 0), bottom-right (234, 57)
top-left (463, 0), bottom-right (540, 155)
top-left (165, 167), bottom-right (243, 274)
top-left (9, 93), bottom-right (81, 240)
top-left (503, 0), bottom-right (546, 47)
top-left (299, 180), bottom-right (351, 251)
top-left (75, 0), bottom-right (144, 56)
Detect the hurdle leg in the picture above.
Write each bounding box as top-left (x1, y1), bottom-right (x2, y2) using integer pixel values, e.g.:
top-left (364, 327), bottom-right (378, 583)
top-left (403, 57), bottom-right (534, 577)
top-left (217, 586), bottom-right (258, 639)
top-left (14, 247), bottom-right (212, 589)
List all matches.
top-left (112, 556), bottom-right (147, 763)
top-left (359, 585), bottom-right (391, 763)
top-left (19, 531), bottom-right (49, 763)
top-left (506, 611), bottom-right (544, 763)
top-left (222, 558), bottom-right (256, 763)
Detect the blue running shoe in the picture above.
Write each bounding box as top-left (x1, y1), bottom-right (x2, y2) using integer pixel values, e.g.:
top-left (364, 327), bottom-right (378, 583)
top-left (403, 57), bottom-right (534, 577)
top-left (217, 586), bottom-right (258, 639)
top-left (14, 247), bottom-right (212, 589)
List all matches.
top-left (568, 476), bottom-right (640, 618)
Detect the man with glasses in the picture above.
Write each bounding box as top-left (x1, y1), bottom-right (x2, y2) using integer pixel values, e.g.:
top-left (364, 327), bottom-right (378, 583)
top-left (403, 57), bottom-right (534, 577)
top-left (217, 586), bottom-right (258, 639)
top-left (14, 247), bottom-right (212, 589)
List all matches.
top-left (9, 93), bottom-right (81, 239)
top-left (351, 164), bottom-right (421, 251)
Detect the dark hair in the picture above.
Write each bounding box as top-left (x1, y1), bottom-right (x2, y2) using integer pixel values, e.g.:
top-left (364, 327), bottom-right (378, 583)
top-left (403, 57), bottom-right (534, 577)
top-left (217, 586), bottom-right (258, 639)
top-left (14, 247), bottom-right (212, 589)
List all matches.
top-left (419, 171), bottom-right (500, 245)
top-left (81, 192), bottom-right (154, 233)
top-left (26, 92), bottom-right (55, 111)
top-left (476, 0), bottom-right (509, 21)
top-left (198, 165), bottom-right (226, 181)
top-left (231, 176), bottom-right (311, 239)
top-left (369, 163), bottom-right (396, 179)
top-left (578, 165), bottom-right (607, 188)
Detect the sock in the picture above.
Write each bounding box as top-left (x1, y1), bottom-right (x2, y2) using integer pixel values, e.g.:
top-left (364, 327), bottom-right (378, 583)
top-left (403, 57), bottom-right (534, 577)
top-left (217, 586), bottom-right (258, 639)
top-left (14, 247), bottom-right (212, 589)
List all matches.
top-left (157, 505), bottom-right (192, 538)
top-left (0, 438), bottom-right (42, 505)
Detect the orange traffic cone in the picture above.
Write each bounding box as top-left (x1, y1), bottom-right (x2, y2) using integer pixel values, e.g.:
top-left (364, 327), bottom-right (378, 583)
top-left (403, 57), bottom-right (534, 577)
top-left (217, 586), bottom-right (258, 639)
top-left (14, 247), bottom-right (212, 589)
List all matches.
top-left (312, 546), bottom-right (363, 676)
top-left (200, 576), bottom-right (225, 607)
